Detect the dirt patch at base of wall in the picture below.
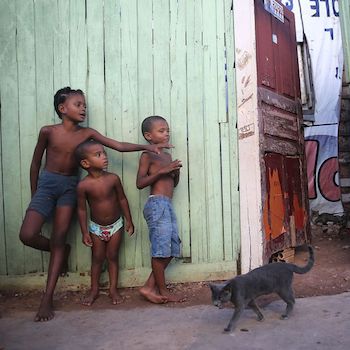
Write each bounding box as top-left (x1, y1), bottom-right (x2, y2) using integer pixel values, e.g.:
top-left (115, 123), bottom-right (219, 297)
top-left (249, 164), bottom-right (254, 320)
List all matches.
top-left (1, 224), bottom-right (350, 317)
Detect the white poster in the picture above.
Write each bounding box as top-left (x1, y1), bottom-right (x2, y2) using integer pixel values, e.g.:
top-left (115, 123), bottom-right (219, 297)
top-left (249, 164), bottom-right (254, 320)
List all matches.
top-left (282, 0), bottom-right (344, 215)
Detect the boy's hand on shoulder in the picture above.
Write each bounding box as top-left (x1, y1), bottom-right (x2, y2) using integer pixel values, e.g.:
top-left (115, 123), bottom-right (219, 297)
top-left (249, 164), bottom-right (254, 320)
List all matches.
top-left (125, 221), bottom-right (135, 236)
top-left (146, 142), bottom-right (174, 154)
top-left (82, 233), bottom-right (93, 247)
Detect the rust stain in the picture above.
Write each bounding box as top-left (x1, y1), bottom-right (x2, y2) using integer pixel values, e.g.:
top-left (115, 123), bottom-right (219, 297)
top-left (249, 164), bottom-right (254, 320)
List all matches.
top-left (292, 193), bottom-right (306, 230)
top-left (263, 168), bottom-right (286, 241)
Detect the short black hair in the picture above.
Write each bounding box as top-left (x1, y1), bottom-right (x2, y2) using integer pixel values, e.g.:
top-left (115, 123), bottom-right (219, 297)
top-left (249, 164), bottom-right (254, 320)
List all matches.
top-left (54, 87), bottom-right (84, 119)
top-left (75, 139), bottom-right (100, 164)
top-left (141, 115), bottom-right (167, 135)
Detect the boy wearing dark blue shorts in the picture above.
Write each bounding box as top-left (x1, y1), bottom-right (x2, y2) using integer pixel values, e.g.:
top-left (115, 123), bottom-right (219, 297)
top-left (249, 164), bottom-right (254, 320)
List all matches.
top-left (137, 116), bottom-right (185, 303)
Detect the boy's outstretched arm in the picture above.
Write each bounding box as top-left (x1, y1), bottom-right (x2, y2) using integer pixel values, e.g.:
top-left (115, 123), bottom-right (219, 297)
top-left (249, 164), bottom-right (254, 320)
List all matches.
top-left (77, 184), bottom-right (93, 247)
top-left (88, 129), bottom-right (172, 154)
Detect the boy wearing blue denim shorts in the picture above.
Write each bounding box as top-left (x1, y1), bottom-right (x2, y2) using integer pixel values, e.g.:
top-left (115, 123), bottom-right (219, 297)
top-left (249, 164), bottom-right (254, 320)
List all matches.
top-left (137, 116), bottom-right (185, 303)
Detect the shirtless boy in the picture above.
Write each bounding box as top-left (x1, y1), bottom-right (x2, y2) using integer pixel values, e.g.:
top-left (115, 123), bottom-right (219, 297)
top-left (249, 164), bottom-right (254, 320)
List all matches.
top-left (137, 116), bottom-right (184, 303)
top-left (76, 140), bottom-right (134, 305)
top-left (19, 87), bottom-right (169, 321)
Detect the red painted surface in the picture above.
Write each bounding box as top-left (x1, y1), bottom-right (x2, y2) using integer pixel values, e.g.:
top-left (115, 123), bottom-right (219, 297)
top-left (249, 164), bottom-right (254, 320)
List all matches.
top-left (255, 0), bottom-right (309, 260)
top-left (263, 154), bottom-right (307, 257)
top-left (255, 0), bottom-right (300, 98)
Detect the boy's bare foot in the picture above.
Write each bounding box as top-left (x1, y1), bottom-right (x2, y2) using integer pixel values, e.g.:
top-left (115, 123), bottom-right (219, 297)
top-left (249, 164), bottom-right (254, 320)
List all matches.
top-left (60, 244), bottom-right (71, 277)
top-left (34, 299), bottom-right (54, 322)
top-left (139, 287), bottom-right (168, 304)
top-left (109, 289), bottom-right (125, 305)
top-left (160, 291), bottom-right (186, 303)
top-left (82, 290), bottom-right (99, 306)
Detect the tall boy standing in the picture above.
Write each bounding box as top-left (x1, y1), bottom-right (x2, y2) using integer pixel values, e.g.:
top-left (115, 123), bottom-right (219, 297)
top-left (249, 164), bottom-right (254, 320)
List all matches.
top-left (137, 116), bottom-right (184, 303)
top-left (19, 87), bottom-right (170, 321)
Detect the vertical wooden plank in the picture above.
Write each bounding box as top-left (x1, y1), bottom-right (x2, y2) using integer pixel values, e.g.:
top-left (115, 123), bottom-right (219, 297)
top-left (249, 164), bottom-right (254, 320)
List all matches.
top-left (0, 1), bottom-right (9, 275)
top-left (70, 0), bottom-right (88, 93)
top-left (0, 0), bottom-right (25, 275)
top-left (104, 0), bottom-right (131, 275)
top-left (69, 2), bottom-right (87, 269)
top-left (153, 0), bottom-right (171, 117)
top-left (217, 0), bottom-right (228, 124)
top-left (53, 0), bottom-right (70, 112)
top-left (0, 90), bottom-right (6, 274)
top-left (225, 0), bottom-right (240, 257)
top-left (169, 0), bottom-right (190, 258)
top-left (186, 0), bottom-right (206, 264)
top-left (203, 0), bottom-right (224, 263)
top-left (218, 0), bottom-right (233, 261)
top-left (104, 0), bottom-right (123, 167)
top-left (35, 0), bottom-right (55, 137)
top-left (137, 0), bottom-right (154, 268)
top-left (120, 0), bottom-right (139, 269)
top-left (33, 0), bottom-right (56, 273)
top-left (0, 120), bottom-right (5, 274)
top-left (220, 123), bottom-right (233, 261)
top-left (70, 0), bottom-right (89, 272)
top-left (86, 0), bottom-right (105, 132)
top-left (43, 0), bottom-right (71, 272)
top-left (17, 0), bottom-right (43, 274)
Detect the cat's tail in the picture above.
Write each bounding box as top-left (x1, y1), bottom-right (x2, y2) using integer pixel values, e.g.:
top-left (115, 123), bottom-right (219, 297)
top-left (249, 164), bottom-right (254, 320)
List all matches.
top-left (291, 245), bottom-right (314, 274)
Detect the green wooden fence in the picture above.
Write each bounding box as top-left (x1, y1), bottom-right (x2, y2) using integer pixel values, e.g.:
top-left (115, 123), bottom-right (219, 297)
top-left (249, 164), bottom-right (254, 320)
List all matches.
top-left (0, 0), bottom-right (240, 289)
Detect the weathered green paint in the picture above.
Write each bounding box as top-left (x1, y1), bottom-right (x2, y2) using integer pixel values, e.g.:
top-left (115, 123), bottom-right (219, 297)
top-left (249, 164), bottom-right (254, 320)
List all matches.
top-left (0, 0), bottom-right (239, 289)
top-left (339, 0), bottom-right (350, 82)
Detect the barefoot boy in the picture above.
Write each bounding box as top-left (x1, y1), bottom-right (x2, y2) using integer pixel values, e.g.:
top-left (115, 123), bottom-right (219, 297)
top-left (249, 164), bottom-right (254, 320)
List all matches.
top-left (137, 116), bottom-right (184, 303)
top-left (19, 87), bottom-right (170, 321)
top-left (75, 140), bottom-right (134, 305)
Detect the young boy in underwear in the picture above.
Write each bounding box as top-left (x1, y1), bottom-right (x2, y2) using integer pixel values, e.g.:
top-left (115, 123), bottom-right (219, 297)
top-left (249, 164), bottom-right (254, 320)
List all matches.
top-left (19, 87), bottom-right (170, 321)
top-left (137, 116), bottom-right (185, 303)
top-left (75, 140), bottom-right (134, 305)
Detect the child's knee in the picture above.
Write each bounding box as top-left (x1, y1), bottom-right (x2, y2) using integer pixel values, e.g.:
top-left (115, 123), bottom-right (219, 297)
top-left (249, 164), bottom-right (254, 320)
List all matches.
top-left (19, 231), bottom-right (29, 245)
top-left (50, 235), bottom-right (66, 248)
top-left (19, 228), bottom-right (35, 246)
top-left (106, 251), bottom-right (119, 263)
top-left (92, 252), bottom-right (106, 265)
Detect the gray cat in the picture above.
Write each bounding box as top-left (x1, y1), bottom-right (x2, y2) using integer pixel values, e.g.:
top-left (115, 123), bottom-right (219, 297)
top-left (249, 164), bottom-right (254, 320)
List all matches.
top-left (209, 245), bottom-right (314, 333)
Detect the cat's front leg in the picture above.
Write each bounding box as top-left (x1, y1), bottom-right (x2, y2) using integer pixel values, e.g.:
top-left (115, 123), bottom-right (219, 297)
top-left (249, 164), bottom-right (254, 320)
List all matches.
top-left (224, 307), bottom-right (244, 333)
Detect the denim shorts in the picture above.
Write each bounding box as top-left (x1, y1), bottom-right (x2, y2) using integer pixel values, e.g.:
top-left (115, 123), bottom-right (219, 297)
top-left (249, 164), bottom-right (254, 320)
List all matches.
top-left (143, 195), bottom-right (181, 258)
top-left (28, 169), bottom-right (78, 219)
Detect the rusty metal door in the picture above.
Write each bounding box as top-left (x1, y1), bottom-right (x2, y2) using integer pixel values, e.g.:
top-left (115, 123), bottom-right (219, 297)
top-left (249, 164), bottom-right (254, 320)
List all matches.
top-left (255, 0), bottom-right (310, 261)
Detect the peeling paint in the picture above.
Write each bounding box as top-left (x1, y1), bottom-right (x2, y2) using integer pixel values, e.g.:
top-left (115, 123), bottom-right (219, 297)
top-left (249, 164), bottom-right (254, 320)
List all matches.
top-left (236, 50), bottom-right (252, 69)
top-left (238, 123), bottom-right (255, 140)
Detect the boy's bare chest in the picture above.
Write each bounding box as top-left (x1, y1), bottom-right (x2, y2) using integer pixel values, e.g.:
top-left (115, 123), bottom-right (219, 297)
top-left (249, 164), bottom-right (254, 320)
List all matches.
top-left (48, 128), bottom-right (88, 153)
top-left (149, 153), bottom-right (171, 168)
top-left (87, 178), bottom-right (116, 200)
top-left (151, 153), bottom-right (171, 166)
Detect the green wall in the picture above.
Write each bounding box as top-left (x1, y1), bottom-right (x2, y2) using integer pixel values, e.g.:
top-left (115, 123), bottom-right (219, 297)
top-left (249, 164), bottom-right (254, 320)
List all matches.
top-left (0, 0), bottom-right (240, 289)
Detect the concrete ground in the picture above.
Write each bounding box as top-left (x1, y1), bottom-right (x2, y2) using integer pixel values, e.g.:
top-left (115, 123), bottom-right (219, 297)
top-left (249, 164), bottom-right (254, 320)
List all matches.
top-left (1, 292), bottom-right (350, 350)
